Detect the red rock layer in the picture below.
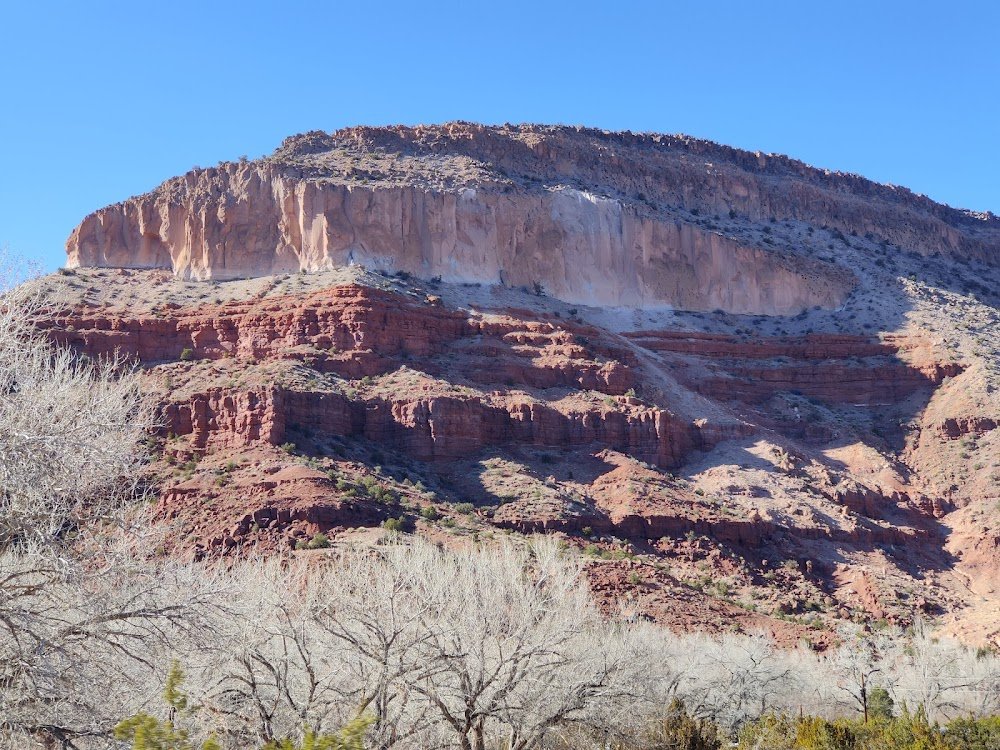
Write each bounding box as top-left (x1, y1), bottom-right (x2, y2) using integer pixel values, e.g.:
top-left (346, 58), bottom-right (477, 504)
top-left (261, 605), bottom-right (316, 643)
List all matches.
top-left (40, 286), bottom-right (753, 469)
top-left (628, 330), bottom-right (959, 406)
top-left (160, 385), bottom-right (752, 469)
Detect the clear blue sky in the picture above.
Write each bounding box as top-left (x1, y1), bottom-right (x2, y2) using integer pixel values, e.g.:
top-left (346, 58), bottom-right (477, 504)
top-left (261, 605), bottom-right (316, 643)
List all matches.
top-left (2, 0), bottom-right (997, 272)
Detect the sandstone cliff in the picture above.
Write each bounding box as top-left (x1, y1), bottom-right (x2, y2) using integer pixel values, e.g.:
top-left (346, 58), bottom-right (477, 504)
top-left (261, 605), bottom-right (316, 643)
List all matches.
top-left (80, 123), bottom-right (1000, 314)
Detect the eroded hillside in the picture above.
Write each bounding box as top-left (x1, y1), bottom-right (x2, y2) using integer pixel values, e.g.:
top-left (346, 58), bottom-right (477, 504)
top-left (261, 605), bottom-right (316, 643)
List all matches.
top-left (42, 123), bottom-right (1000, 647)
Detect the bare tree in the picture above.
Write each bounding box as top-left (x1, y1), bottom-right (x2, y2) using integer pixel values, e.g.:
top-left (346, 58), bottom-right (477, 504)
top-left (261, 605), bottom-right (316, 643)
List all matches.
top-left (185, 557), bottom-right (352, 748)
top-left (202, 539), bottom-right (645, 750)
top-left (391, 538), bottom-right (639, 750)
top-left (891, 620), bottom-right (984, 720)
top-left (661, 631), bottom-right (799, 733)
top-left (816, 624), bottom-right (897, 721)
top-left (0, 264), bottom-right (225, 748)
top-left (308, 545), bottom-right (441, 750)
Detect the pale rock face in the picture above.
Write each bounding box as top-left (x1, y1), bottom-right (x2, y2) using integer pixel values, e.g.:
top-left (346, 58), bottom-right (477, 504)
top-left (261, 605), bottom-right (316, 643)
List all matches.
top-left (67, 165), bottom-right (852, 315)
top-left (69, 122), bottom-right (998, 315)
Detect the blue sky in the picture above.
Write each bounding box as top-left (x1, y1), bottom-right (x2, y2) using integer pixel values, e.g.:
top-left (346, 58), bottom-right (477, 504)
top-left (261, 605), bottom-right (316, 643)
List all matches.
top-left (2, 0), bottom-right (997, 272)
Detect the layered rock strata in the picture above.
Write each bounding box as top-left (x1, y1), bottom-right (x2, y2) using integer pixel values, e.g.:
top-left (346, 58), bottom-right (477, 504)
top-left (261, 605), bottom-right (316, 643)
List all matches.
top-left (42, 285), bottom-right (953, 471)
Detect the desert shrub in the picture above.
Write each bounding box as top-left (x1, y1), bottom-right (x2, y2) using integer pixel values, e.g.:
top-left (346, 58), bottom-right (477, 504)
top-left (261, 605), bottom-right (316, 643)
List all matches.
top-left (860, 707), bottom-right (949, 750)
top-left (307, 533), bottom-right (330, 549)
top-left (641, 699), bottom-right (722, 750)
top-left (944, 715), bottom-right (1000, 750)
top-left (737, 708), bottom-right (960, 750)
top-left (738, 714), bottom-right (862, 750)
top-left (382, 516), bottom-right (409, 533)
top-left (793, 716), bottom-right (859, 750)
top-left (115, 662), bottom-right (220, 750)
top-left (372, 486), bottom-right (397, 504)
top-left (738, 712), bottom-right (794, 750)
top-left (359, 477), bottom-right (396, 504)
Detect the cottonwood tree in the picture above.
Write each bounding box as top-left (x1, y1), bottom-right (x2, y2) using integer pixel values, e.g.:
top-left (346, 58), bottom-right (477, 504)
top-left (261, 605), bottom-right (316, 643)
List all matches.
top-left (666, 632), bottom-right (799, 732)
top-left (823, 624), bottom-right (901, 721)
top-left (394, 538), bottom-right (639, 750)
top-left (963, 645), bottom-right (1000, 718)
top-left (187, 557), bottom-right (353, 748)
top-left (891, 621), bottom-right (986, 720)
top-left (0, 267), bottom-right (223, 748)
top-left (177, 549), bottom-right (440, 749)
top-left (308, 545), bottom-right (441, 750)
top-left (223, 538), bottom-right (646, 750)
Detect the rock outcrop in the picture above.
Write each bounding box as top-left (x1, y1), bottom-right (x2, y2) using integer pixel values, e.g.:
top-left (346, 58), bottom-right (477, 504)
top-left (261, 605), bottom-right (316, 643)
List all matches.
top-left (156, 385), bottom-right (749, 470)
top-left (68, 123), bottom-right (972, 315)
top-left (66, 168), bottom-right (850, 315)
top-left (42, 286), bottom-right (754, 469)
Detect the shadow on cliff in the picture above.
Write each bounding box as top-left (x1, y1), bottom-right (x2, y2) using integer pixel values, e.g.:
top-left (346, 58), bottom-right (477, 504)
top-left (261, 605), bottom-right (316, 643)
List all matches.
top-left (891, 248), bottom-right (1000, 311)
top-left (706, 416), bottom-right (960, 586)
top-left (432, 446), bottom-right (619, 510)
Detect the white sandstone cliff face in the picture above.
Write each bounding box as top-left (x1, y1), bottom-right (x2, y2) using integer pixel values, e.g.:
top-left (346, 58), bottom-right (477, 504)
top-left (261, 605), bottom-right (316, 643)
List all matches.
top-left (66, 164), bottom-right (852, 315)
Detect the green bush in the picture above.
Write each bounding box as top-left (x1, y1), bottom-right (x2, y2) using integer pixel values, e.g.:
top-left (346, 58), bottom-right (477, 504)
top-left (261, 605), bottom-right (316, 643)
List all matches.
top-left (944, 715), bottom-right (1000, 750)
top-left (642, 698), bottom-right (722, 750)
top-left (736, 707), bottom-right (956, 750)
top-left (383, 516), bottom-right (409, 533)
top-left (263, 715), bottom-right (372, 750)
top-left (359, 477), bottom-right (396, 504)
top-left (115, 662), bottom-right (219, 750)
top-left (868, 686), bottom-right (894, 720)
top-left (179, 347), bottom-right (194, 361)
top-left (307, 533), bottom-right (330, 549)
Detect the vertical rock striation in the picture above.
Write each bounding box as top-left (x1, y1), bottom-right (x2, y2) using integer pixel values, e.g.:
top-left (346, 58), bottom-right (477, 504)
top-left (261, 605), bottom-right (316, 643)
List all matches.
top-left (90, 123), bottom-right (1000, 314)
